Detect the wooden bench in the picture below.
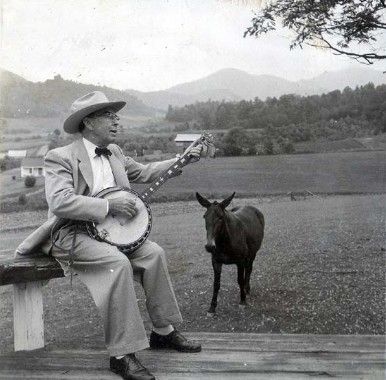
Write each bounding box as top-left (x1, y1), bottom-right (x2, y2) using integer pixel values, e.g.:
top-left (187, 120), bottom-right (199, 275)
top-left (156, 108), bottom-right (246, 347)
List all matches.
top-left (0, 252), bottom-right (65, 351)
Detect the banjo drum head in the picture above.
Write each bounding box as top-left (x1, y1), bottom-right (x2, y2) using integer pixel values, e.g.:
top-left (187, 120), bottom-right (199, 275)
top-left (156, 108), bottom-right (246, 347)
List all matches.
top-left (92, 187), bottom-right (151, 248)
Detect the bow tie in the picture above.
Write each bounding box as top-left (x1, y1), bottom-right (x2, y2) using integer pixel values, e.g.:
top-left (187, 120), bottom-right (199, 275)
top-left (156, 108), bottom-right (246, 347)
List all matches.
top-left (95, 147), bottom-right (112, 157)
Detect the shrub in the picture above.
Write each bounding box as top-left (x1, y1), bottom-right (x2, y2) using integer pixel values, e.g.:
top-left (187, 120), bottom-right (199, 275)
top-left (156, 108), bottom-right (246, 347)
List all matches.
top-left (24, 175), bottom-right (36, 188)
top-left (18, 194), bottom-right (27, 205)
top-left (263, 140), bottom-right (274, 155)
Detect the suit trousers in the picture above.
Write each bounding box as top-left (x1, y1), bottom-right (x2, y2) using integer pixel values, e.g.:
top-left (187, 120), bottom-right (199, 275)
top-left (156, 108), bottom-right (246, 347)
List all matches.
top-left (50, 227), bottom-right (183, 356)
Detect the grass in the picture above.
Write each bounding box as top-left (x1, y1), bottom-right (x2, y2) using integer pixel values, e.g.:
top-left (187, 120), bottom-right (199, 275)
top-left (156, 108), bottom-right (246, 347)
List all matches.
top-left (135, 150), bottom-right (386, 198)
top-left (0, 150), bottom-right (385, 213)
top-left (0, 168), bottom-right (45, 198)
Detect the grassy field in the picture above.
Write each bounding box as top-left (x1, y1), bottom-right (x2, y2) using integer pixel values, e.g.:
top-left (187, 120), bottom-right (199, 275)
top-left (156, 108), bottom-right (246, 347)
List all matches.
top-left (295, 135), bottom-right (386, 153)
top-left (135, 150), bottom-right (386, 200)
top-left (1, 150), bottom-right (385, 213)
top-left (0, 168), bottom-right (45, 200)
top-left (0, 118), bottom-right (59, 153)
top-left (0, 194), bottom-right (384, 353)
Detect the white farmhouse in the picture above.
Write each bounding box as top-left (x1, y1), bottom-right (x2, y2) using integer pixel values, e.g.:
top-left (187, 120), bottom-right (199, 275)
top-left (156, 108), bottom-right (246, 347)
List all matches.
top-left (21, 157), bottom-right (45, 178)
top-left (174, 134), bottom-right (201, 152)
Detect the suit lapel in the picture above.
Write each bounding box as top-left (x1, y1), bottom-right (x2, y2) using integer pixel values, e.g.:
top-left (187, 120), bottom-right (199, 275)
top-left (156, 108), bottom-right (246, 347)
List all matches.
top-left (73, 139), bottom-right (94, 192)
top-left (108, 147), bottom-right (130, 188)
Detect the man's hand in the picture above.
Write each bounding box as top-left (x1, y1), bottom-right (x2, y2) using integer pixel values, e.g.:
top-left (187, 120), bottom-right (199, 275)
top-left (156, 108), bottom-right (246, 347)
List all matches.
top-left (108, 195), bottom-right (138, 219)
top-left (183, 144), bottom-right (203, 164)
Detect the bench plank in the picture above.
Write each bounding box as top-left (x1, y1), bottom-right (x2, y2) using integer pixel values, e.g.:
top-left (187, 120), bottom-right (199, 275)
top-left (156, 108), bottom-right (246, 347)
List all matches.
top-left (0, 332), bottom-right (384, 379)
top-left (0, 253), bottom-right (64, 286)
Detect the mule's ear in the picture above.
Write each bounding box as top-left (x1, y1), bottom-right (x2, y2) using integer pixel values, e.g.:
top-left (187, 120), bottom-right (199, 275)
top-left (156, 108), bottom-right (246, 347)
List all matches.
top-left (220, 192), bottom-right (236, 209)
top-left (196, 192), bottom-right (211, 208)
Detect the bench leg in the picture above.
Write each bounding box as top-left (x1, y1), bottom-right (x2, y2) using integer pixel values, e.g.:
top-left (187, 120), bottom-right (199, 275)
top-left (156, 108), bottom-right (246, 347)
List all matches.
top-left (13, 281), bottom-right (44, 351)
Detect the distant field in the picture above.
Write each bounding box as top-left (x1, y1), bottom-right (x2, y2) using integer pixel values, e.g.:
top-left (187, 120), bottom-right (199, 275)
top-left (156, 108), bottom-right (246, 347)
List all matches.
top-left (0, 117), bottom-right (60, 153)
top-left (0, 167), bottom-right (45, 200)
top-left (2, 117), bottom-right (62, 134)
top-left (0, 150), bottom-right (384, 212)
top-left (295, 135), bottom-right (386, 153)
top-left (134, 150), bottom-right (386, 200)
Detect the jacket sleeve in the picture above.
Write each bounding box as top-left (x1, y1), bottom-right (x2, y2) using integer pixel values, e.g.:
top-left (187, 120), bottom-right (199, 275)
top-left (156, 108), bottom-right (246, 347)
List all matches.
top-left (112, 145), bottom-right (180, 184)
top-left (44, 150), bottom-right (109, 222)
top-left (124, 156), bottom-right (180, 183)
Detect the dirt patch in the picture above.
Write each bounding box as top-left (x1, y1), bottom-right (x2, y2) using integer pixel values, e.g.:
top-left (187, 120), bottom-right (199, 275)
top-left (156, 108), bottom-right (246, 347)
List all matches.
top-left (0, 194), bottom-right (384, 353)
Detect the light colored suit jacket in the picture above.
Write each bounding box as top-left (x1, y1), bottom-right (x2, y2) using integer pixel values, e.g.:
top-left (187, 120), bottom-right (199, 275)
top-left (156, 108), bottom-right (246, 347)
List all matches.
top-left (16, 138), bottom-right (177, 255)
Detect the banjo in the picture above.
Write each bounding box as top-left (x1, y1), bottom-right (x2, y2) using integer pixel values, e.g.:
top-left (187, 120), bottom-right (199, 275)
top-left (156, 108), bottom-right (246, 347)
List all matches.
top-left (86, 133), bottom-right (214, 255)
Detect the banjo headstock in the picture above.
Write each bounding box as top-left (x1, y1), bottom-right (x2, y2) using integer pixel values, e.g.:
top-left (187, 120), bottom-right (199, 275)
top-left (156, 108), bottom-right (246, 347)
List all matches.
top-left (183, 132), bottom-right (216, 159)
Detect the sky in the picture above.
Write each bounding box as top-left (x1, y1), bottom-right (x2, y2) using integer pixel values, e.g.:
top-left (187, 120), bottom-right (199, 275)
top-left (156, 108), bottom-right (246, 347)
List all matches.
top-left (1, 0), bottom-right (385, 92)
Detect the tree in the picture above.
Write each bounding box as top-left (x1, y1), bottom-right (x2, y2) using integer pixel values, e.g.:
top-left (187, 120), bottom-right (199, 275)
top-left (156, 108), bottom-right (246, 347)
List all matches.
top-left (244, 0), bottom-right (386, 64)
top-left (222, 128), bottom-right (254, 156)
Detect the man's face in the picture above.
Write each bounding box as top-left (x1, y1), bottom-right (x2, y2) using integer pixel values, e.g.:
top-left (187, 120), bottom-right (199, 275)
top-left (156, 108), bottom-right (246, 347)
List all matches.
top-left (85, 109), bottom-right (120, 145)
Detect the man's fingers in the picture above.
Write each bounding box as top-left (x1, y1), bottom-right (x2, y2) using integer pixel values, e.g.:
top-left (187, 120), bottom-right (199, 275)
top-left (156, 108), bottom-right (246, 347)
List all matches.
top-left (124, 205), bottom-right (138, 217)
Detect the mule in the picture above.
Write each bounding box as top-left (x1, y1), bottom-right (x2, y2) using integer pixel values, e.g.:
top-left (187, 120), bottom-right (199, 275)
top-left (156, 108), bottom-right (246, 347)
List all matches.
top-left (196, 192), bottom-right (265, 314)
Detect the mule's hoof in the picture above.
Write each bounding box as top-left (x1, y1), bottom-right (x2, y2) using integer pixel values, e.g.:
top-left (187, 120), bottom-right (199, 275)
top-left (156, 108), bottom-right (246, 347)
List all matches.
top-left (207, 311), bottom-right (216, 317)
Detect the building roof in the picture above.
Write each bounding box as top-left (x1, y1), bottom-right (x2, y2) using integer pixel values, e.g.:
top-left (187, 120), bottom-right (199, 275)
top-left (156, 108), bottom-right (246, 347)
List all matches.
top-left (174, 134), bottom-right (202, 143)
top-left (21, 157), bottom-right (44, 168)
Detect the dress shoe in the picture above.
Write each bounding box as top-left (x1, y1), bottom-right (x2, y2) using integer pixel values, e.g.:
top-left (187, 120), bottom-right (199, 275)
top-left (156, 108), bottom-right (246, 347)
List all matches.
top-left (150, 330), bottom-right (201, 352)
top-left (110, 353), bottom-right (155, 380)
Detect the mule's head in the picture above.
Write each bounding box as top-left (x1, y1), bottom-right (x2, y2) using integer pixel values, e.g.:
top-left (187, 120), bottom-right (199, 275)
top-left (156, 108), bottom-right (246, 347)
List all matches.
top-left (196, 192), bottom-right (235, 253)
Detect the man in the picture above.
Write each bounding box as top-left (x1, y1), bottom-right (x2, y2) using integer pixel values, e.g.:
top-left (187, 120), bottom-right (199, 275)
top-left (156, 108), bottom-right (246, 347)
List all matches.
top-left (16, 91), bottom-right (203, 380)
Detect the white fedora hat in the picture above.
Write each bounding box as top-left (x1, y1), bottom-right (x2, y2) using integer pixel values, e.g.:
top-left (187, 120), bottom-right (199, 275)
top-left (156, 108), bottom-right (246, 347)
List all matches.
top-left (63, 91), bottom-right (126, 134)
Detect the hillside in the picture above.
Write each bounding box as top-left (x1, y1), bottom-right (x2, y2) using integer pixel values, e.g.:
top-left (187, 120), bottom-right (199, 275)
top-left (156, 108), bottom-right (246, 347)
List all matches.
top-left (0, 69), bottom-right (157, 118)
top-left (126, 67), bottom-right (386, 109)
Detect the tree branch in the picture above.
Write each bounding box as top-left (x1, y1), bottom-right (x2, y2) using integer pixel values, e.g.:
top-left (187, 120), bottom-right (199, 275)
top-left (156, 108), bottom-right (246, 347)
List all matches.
top-left (308, 37), bottom-right (386, 64)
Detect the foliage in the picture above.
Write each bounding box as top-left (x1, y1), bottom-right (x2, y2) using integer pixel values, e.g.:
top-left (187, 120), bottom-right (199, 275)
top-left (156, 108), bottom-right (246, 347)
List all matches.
top-left (24, 175), bottom-right (36, 188)
top-left (221, 128), bottom-right (256, 156)
top-left (166, 84), bottom-right (386, 154)
top-left (120, 133), bottom-right (178, 156)
top-left (18, 194), bottom-right (27, 205)
top-left (244, 0), bottom-right (386, 64)
top-left (263, 139), bottom-right (274, 155)
top-left (0, 157), bottom-right (22, 172)
top-left (0, 72), bottom-right (154, 118)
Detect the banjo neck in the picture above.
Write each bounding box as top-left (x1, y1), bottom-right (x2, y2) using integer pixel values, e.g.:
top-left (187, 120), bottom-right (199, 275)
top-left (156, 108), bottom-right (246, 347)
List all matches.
top-left (139, 154), bottom-right (190, 202)
top-left (139, 133), bottom-right (214, 203)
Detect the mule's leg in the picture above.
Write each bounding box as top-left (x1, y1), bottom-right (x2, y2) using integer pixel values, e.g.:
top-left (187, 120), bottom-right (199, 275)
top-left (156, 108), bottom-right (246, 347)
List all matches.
top-left (237, 264), bottom-right (247, 306)
top-left (208, 259), bottom-right (222, 315)
top-left (245, 262), bottom-right (253, 295)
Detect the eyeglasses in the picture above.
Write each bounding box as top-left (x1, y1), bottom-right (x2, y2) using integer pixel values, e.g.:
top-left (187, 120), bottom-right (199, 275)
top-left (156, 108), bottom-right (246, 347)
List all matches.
top-left (92, 110), bottom-right (120, 121)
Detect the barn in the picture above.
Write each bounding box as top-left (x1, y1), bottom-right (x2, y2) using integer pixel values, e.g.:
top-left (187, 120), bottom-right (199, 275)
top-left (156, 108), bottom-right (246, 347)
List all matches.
top-left (174, 134), bottom-right (201, 152)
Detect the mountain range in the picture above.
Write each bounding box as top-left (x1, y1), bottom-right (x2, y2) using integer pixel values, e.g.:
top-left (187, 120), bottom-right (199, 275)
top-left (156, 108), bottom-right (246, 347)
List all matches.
top-left (1, 67), bottom-right (385, 118)
top-left (0, 69), bottom-right (157, 118)
top-left (126, 67), bottom-right (386, 110)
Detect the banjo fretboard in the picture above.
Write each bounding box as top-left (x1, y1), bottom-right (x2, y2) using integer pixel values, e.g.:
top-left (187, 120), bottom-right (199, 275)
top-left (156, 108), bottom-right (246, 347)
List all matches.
top-left (139, 133), bottom-right (213, 202)
top-left (139, 155), bottom-right (189, 202)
